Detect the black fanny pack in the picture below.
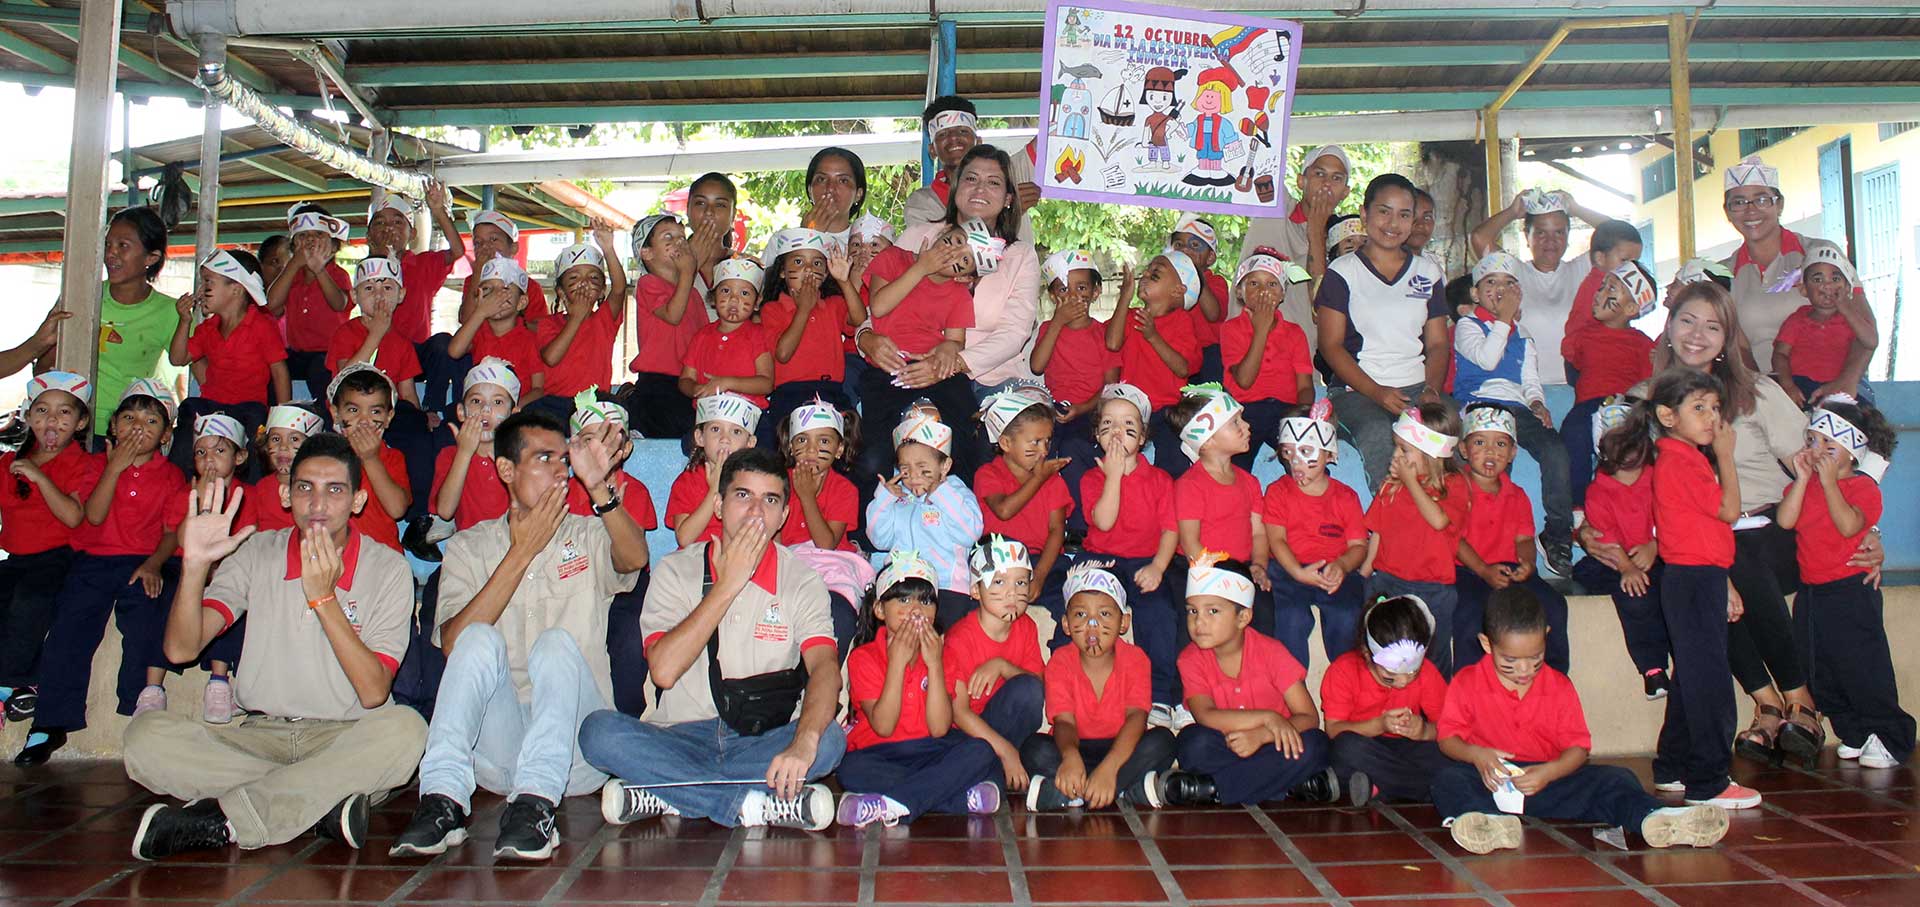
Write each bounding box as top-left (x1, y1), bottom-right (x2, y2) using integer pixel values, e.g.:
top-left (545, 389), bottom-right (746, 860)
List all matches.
top-left (704, 554), bottom-right (807, 736)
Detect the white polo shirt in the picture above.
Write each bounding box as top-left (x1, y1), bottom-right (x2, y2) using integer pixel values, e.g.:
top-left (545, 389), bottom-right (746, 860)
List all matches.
top-left (1314, 250), bottom-right (1450, 390)
top-left (1510, 256), bottom-right (1588, 385)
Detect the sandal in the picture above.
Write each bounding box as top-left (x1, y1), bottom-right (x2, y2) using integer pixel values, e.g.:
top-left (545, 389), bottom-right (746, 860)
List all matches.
top-left (1734, 704), bottom-right (1785, 766)
top-left (1776, 703), bottom-right (1828, 768)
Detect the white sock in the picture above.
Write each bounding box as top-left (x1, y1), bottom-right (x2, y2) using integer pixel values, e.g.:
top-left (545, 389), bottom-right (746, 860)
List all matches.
top-left (739, 790), bottom-right (769, 826)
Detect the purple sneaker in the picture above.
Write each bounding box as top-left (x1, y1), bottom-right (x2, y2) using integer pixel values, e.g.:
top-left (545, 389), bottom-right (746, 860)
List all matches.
top-left (966, 781), bottom-right (1002, 815)
top-left (835, 793), bottom-right (905, 828)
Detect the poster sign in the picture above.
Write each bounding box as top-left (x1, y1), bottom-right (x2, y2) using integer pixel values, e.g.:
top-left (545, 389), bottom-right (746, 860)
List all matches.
top-left (1035, 0), bottom-right (1303, 219)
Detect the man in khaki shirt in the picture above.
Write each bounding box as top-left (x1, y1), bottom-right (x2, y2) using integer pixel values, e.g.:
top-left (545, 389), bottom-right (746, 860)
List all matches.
top-left (392, 410), bottom-right (648, 861)
top-left (580, 447), bottom-right (846, 831)
top-left (126, 433), bottom-right (425, 859)
top-left (1239, 143), bottom-right (1352, 358)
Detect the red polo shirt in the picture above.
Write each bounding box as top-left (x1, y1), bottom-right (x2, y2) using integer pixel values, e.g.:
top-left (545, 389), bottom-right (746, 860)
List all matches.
top-left (1319, 650), bottom-right (1448, 732)
top-left (566, 471), bottom-right (660, 529)
top-left (1079, 456), bottom-right (1177, 559)
top-left (393, 250), bottom-right (457, 345)
top-left (1775, 305), bottom-right (1859, 384)
top-left (1365, 473), bottom-right (1471, 583)
top-left (71, 456), bottom-right (187, 557)
top-left (1263, 477), bottom-right (1367, 567)
top-left (974, 459), bottom-right (1073, 553)
top-left (1175, 465), bottom-right (1262, 561)
top-left (461, 273), bottom-right (549, 324)
top-left (782, 468), bottom-right (858, 550)
top-left (1561, 265), bottom-right (1607, 340)
top-left (1035, 318), bottom-right (1118, 406)
top-left (1584, 470), bottom-right (1653, 550)
top-left (1793, 473), bottom-right (1880, 585)
top-left (1438, 658), bottom-right (1591, 763)
top-left (164, 477), bottom-right (259, 557)
top-left (684, 321), bottom-right (771, 409)
top-left (760, 294), bottom-right (850, 385)
top-left (1195, 272), bottom-right (1229, 347)
top-left (665, 468), bottom-right (721, 545)
top-left (866, 246), bottom-right (974, 358)
top-left (1220, 309), bottom-right (1312, 404)
top-left (535, 300), bottom-right (623, 397)
top-left (327, 317), bottom-right (424, 385)
top-left (1651, 437), bottom-right (1733, 568)
top-left (188, 306), bottom-right (287, 406)
top-left (1119, 306), bottom-right (1201, 409)
top-left (1046, 639), bottom-right (1152, 740)
top-left (0, 445), bottom-right (103, 555)
top-left (349, 444), bottom-right (410, 553)
top-left (630, 273), bottom-right (710, 378)
top-left (469, 323), bottom-right (547, 392)
top-left (284, 264), bottom-right (353, 353)
top-left (1178, 629), bottom-right (1304, 714)
top-left (1460, 474), bottom-right (1536, 566)
top-left (943, 611), bottom-right (1045, 712)
top-left (430, 448), bottom-right (511, 530)
top-left (847, 627), bottom-right (937, 750)
top-left (1563, 323), bottom-right (1654, 403)
top-left (252, 475), bottom-right (293, 532)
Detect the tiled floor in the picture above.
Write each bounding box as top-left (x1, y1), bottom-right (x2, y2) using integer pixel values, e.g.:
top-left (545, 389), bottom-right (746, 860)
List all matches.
top-left (0, 754), bottom-right (1916, 906)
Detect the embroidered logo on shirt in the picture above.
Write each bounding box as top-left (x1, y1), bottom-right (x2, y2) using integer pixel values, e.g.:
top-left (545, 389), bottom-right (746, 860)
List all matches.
top-left (1409, 274), bottom-right (1436, 295)
top-left (920, 510), bottom-right (942, 528)
top-left (342, 598), bottom-right (362, 631)
top-left (752, 603), bottom-right (790, 643)
top-left (556, 538), bottom-right (589, 580)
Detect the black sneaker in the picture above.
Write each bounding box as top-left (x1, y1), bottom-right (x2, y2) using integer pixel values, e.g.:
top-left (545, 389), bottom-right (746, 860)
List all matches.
top-left (402, 520), bottom-right (442, 563)
top-left (12, 728), bottom-right (65, 767)
top-left (494, 796), bottom-right (559, 861)
top-left (1120, 770), bottom-right (1165, 809)
top-left (1644, 668), bottom-right (1671, 701)
top-left (1544, 538), bottom-right (1573, 578)
top-left (133, 800), bottom-right (232, 860)
top-left (1159, 771), bottom-right (1218, 806)
top-left (600, 780), bottom-right (679, 825)
top-left (312, 792), bottom-right (371, 849)
top-left (4, 687), bottom-right (36, 723)
top-left (1024, 776), bottom-right (1075, 811)
top-left (1289, 767), bottom-right (1342, 803)
top-left (388, 793), bottom-right (467, 857)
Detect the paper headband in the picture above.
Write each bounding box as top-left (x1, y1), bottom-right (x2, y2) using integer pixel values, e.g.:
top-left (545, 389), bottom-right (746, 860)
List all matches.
top-left (1236, 252), bottom-right (1309, 287)
top-left (981, 383), bottom-right (1053, 442)
top-left (354, 255), bottom-right (403, 289)
top-left (786, 397), bottom-right (845, 438)
top-left (1186, 552), bottom-right (1256, 608)
top-left (1810, 407), bottom-right (1870, 457)
top-left (1802, 240), bottom-right (1859, 285)
top-left (851, 213), bottom-right (896, 244)
top-left (1279, 397), bottom-right (1338, 456)
top-left (201, 249), bottom-right (267, 308)
top-left (892, 411), bottom-right (952, 455)
top-left (1063, 559), bottom-right (1129, 613)
top-left (1472, 251), bottom-right (1523, 284)
top-left (1177, 383), bottom-right (1243, 460)
top-left (1172, 213), bottom-right (1217, 250)
top-left (1674, 258), bottom-right (1733, 286)
top-left (694, 392), bottom-right (762, 433)
top-left (1463, 405), bottom-right (1517, 439)
top-left (970, 534), bottom-right (1032, 584)
top-left (1520, 188), bottom-right (1566, 216)
top-left (1365, 594), bottom-right (1436, 676)
top-left (927, 110), bottom-right (978, 135)
top-left (960, 217), bottom-right (1007, 275)
top-left (1159, 248), bottom-right (1202, 308)
top-left (1724, 154), bottom-right (1779, 190)
top-left (288, 211), bottom-right (349, 241)
top-left (1044, 248), bottom-right (1097, 287)
top-left (194, 413), bottom-right (246, 448)
top-left (877, 550), bottom-right (939, 595)
top-left (1611, 262), bottom-right (1658, 317)
top-left (470, 209), bottom-right (519, 244)
top-left (326, 361), bottom-right (394, 405)
top-left (1326, 216), bottom-right (1367, 251)
top-left (121, 377), bottom-right (176, 422)
top-left (762, 228), bottom-right (832, 269)
top-left (554, 242), bottom-right (606, 278)
top-left (631, 214), bottom-right (679, 272)
top-left (478, 255), bottom-right (529, 293)
top-left (463, 357), bottom-right (522, 404)
top-left (24, 370), bottom-right (92, 407)
top-left (266, 404), bottom-right (323, 437)
top-left (368, 195), bottom-right (413, 220)
top-left (713, 256), bottom-right (766, 290)
top-left (1100, 382), bottom-right (1152, 421)
top-left (1393, 409), bottom-right (1458, 458)
top-left (570, 391), bottom-right (629, 433)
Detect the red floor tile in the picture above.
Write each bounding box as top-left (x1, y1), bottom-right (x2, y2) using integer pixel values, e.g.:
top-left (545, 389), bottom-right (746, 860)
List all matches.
top-left (1761, 789), bottom-right (1907, 816)
top-left (245, 867), bottom-right (414, 901)
top-left (93, 865), bottom-right (271, 900)
top-left (1023, 868), bottom-right (1165, 903)
top-left (1792, 813), bottom-right (1920, 842)
top-left (876, 836), bottom-right (1005, 866)
top-left (562, 868), bottom-right (713, 902)
top-left (1612, 850), bottom-right (1770, 885)
top-left (1457, 854), bottom-right (1624, 891)
top-left (1171, 866), bottom-right (1321, 901)
top-left (1653, 882), bottom-right (1828, 906)
top-left (1737, 842), bottom-right (1916, 879)
top-left (1809, 876), bottom-right (1920, 906)
top-left (1316, 861), bottom-right (1479, 898)
top-left (733, 836), bottom-right (865, 868)
top-left (873, 869), bottom-right (1012, 902)
top-left (1504, 891), bottom-right (1656, 906)
top-left (1721, 814), bottom-right (1847, 846)
top-left (1265, 808), bottom-right (1402, 834)
top-left (1014, 835), bottom-right (1143, 866)
top-left (717, 868), bottom-right (860, 903)
top-left (0, 864), bottom-right (125, 899)
top-left (1153, 835), bottom-right (1288, 866)
top-left (1290, 831), bottom-right (1433, 863)
top-left (1139, 809), bottom-right (1269, 837)
top-left (592, 836), bottom-right (730, 868)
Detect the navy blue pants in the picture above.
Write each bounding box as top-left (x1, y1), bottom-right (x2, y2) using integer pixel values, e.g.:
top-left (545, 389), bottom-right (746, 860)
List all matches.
top-left (1432, 761), bottom-right (1658, 829)
top-left (1148, 411), bottom-right (1189, 478)
top-left (1194, 344), bottom-right (1224, 385)
top-left (1560, 397), bottom-right (1603, 509)
top-left (1269, 570), bottom-right (1364, 672)
top-left (417, 333), bottom-right (470, 420)
top-left (1021, 727), bottom-right (1177, 796)
top-left (606, 568), bottom-right (651, 717)
top-left (1572, 557), bottom-right (1670, 675)
top-left (1054, 414), bottom-right (1095, 538)
top-left (1230, 399), bottom-right (1289, 474)
top-left (1655, 564), bottom-right (1737, 801)
top-left (1454, 566), bottom-right (1570, 675)
top-left (1029, 556), bottom-right (1075, 649)
top-left (284, 349), bottom-right (333, 403)
top-left (933, 590), bottom-right (977, 636)
top-left (616, 372), bottom-right (697, 441)
top-left (197, 615), bottom-right (245, 673)
top-left (1081, 554), bottom-right (1183, 705)
top-left (1175, 725), bottom-right (1330, 805)
top-left (1797, 577), bottom-right (1916, 762)
top-left (974, 673), bottom-right (1044, 749)
top-left (762, 380), bottom-right (850, 450)
top-left (1366, 573), bottom-right (1459, 676)
top-left (853, 370), bottom-right (978, 507)
top-left (170, 398), bottom-right (268, 480)
top-left (383, 400), bottom-right (440, 524)
top-left (31, 553), bottom-right (168, 731)
top-left (837, 734), bottom-right (1001, 821)
top-left (828, 593), bottom-right (858, 660)
top-left (0, 547), bottom-right (74, 688)
top-left (1329, 733), bottom-right (1450, 803)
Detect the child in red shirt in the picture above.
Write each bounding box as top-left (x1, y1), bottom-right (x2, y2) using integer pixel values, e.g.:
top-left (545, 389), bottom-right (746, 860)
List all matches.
top-left (1221, 249), bottom-right (1313, 471)
top-left (1323, 596), bottom-right (1450, 804)
top-left (762, 229), bottom-right (854, 446)
top-left (1022, 562), bottom-right (1176, 811)
top-left (1561, 261), bottom-right (1656, 512)
top-left (563, 397), bottom-right (658, 717)
top-left (329, 364), bottom-right (414, 553)
top-left (449, 257), bottom-right (548, 412)
top-left (836, 553), bottom-right (1004, 828)
top-left (973, 387), bottom-right (1073, 629)
top-left (1570, 403), bottom-right (1672, 700)
top-left (1172, 387), bottom-right (1267, 578)
top-left (269, 209), bottom-right (352, 399)
top-left (15, 381), bottom-right (187, 765)
top-left (366, 187), bottom-right (464, 348)
top-left (1773, 243), bottom-right (1877, 408)
top-left (943, 537), bottom-right (1046, 800)
top-left (1364, 403), bottom-right (1470, 674)
top-left (1030, 251), bottom-right (1120, 428)
top-left (157, 414), bottom-right (259, 724)
top-left (1777, 400), bottom-right (1910, 768)
top-left (666, 392), bottom-right (760, 549)
top-left (167, 249), bottom-right (290, 474)
top-left (0, 373), bottom-right (102, 725)
top-left (1159, 556), bottom-right (1341, 806)
top-left (778, 399), bottom-right (858, 552)
top-left (1264, 400), bottom-right (1367, 669)
top-left (430, 359), bottom-right (517, 531)
top-left (327, 256), bottom-right (425, 412)
top-left (252, 404), bottom-right (322, 534)
top-left (536, 230), bottom-right (629, 407)
top-left (623, 214), bottom-right (706, 439)
top-left (680, 257), bottom-right (773, 417)
top-left (1106, 250), bottom-right (1203, 475)
top-left (460, 209), bottom-right (549, 326)
top-left (1169, 215), bottom-right (1228, 384)
top-left (1435, 587), bottom-right (1727, 854)
top-left (1451, 404), bottom-right (1570, 676)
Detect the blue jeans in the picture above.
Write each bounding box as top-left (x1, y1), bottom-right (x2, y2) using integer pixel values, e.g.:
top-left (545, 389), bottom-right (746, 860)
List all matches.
top-left (1366, 571), bottom-right (1460, 676)
top-left (577, 712), bottom-right (848, 827)
top-left (417, 625), bottom-right (608, 809)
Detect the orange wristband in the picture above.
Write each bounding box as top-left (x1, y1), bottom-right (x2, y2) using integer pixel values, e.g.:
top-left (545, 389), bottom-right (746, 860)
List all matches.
top-left (307, 594), bottom-right (337, 611)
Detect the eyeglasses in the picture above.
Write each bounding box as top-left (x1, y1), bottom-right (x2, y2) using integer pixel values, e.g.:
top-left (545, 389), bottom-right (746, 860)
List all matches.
top-left (1725, 194), bottom-right (1780, 211)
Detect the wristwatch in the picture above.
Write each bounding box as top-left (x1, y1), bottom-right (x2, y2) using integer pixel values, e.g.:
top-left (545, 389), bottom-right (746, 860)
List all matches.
top-left (593, 485), bottom-right (622, 515)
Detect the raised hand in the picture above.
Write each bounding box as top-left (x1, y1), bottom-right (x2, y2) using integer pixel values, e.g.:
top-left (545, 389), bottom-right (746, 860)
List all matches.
top-left (508, 483), bottom-right (567, 556)
top-left (299, 523), bottom-right (346, 601)
top-left (179, 481), bottom-right (255, 566)
top-left (568, 429), bottom-right (617, 489)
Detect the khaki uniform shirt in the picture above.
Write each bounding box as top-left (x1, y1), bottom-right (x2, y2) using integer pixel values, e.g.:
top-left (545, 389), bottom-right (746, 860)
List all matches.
top-left (1724, 228), bottom-right (1819, 368)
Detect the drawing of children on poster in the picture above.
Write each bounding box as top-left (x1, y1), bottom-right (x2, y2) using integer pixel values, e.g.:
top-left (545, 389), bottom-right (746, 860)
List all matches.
top-left (1183, 65), bottom-right (1243, 188)
top-left (1138, 66), bottom-right (1184, 172)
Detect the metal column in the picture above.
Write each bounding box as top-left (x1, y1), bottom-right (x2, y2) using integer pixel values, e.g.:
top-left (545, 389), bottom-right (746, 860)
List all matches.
top-left (1670, 13), bottom-right (1698, 261)
top-left (193, 33), bottom-right (226, 281)
top-left (53, 0), bottom-right (126, 383)
top-left (920, 19), bottom-right (957, 188)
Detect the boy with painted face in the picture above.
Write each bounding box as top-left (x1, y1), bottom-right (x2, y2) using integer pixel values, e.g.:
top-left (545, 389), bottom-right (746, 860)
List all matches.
top-left (866, 410), bottom-right (985, 631)
top-left (1774, 241), bottom-right (1878, 408)
top-left (1262, 399), bottom-right (1367, 669)
top-left (1322, 596), bottom-right (1449, 805)
top-left (431, 359), bottom-right (519, 532)
top-left (1170, 215), bottom-right (1231, 384)
top-left (1022, 561), bottom-right (1175, 811)
top-left (1561, 259), bottom-right (1657, 514)
top-left (1105, 250), bottom-right (1203, 476)
top-left (450, 257), bottom-right (548, 414)
top-left (1450, 404), bottom-right (1572, 676)
top-left (943, 536), bottom-right (1046, 800)
top-left (973, 385), bottom-right (1074, 629)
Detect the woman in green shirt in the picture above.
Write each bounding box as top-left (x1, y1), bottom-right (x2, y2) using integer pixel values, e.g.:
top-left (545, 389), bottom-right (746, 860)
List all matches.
top-left (90, 208), bottom-right (178, 438)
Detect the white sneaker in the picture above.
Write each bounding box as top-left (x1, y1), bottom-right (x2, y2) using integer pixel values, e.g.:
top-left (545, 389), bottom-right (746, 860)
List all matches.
top-left (1146, 703), bottom-right (1174, 729)
top-left (601, 780), bottom-right (680, 825)
top-left (745, 784), bottom-right (833, 831)
top-left (1837, 741), bottom-right (1865, 760)
top-left (1169, 705), bottom-right (1196, 733)
top-left (132, 685), bottom-right (167, 717)
top-left (1858, 734), bottom-right (1900, 769)
top-left (1641, 804), bottom-right (1730, 848)
top-left (1686, 782), bottom-right (1762, 810)
top-left (200, 678), bottom-right (234, 725)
